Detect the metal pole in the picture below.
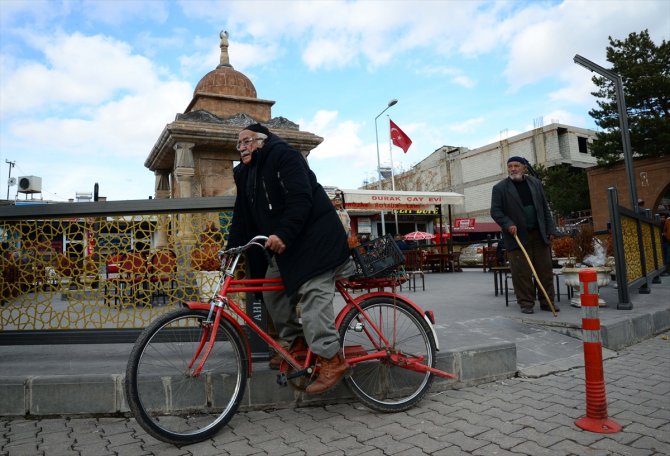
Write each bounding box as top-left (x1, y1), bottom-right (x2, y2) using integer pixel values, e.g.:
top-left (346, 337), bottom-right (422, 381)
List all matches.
top-left (573, 54), bottom-right (638, 212)
top-left (374, 99), bottom-right (398, 237)
top-left (613, 75), bottom-right (638, 212)
top-left (5, 160), bottom-right (15, 200)
top-left (387, 115), bottom-right (400, 234)
top-left (448, 205), bottom-right (453, 255)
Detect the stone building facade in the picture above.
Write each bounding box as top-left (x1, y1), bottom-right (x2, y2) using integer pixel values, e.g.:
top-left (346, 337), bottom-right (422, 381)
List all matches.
top-left (587, 155), bottom-right (670, 231)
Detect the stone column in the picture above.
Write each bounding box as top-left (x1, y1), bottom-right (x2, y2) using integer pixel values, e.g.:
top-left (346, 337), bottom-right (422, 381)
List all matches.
top-left (154, 171), bottom-right (171, 250)
top-left (174, 143), bottom-right (196, 243)
top-left (174, 142), bottom-right (195, 199)
top-left (173, 142), bottom-right (198, 299)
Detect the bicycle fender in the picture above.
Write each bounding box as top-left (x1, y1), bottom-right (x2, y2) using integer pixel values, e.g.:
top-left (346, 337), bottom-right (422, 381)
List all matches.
top-left (335, 292), bottom-right (440, 351)
top-left (183, 301), bottom-right (253, 376)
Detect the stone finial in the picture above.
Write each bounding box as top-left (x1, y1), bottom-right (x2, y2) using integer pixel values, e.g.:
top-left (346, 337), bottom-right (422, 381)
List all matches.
top-left (218, 30), bottom-right (232, 68)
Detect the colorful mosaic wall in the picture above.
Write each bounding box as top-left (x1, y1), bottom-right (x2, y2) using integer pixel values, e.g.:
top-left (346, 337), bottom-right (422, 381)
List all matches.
top-left (621, 215), bottom-right (642, 283)
top-left (0, 211), bottom-right (238, 331)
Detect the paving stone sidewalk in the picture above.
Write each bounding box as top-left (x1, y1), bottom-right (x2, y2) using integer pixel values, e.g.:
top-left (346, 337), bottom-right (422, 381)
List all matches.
top-left (2, 331), bottom-right (668, 456)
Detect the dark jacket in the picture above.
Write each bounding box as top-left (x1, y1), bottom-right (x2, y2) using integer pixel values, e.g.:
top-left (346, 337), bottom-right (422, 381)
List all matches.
top-left (490, 175), bottom-right (557, 251)
top-left (228, 133), bottom-right (350, 295)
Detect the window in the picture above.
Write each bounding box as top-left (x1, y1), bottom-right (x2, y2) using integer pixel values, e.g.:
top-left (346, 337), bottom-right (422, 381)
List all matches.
top-left (577, 136), bottom-right (588, 154)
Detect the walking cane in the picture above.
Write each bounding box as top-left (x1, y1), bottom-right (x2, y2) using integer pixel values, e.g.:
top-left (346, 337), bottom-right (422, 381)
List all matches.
top-left (513, 233), bottom-right (557, 317)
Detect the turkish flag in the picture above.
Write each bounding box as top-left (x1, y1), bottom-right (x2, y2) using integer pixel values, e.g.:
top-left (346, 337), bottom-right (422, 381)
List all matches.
top-left (390, 119), bottom-right (412, 153)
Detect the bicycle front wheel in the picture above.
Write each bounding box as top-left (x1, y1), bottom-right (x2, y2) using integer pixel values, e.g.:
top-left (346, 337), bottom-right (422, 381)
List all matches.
top-left (125, 309), bottom-right (248, 445)
top-left (339, 297), bottom-right (437, 412)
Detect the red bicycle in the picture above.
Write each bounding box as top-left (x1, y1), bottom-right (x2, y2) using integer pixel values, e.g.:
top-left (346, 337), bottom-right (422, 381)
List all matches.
top-left (125, 236), bottom-right (456, 445)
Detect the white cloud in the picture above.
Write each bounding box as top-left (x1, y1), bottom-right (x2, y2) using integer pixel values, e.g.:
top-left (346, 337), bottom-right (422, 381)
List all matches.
top-left (0, 0), bottom-right (69, 30)
top-left (448, 117), bottom-right (486, 134)
top-left (298, 110), bottom-right (382, 188)
top-left (548, 67), bottom-right (599, 106)
top-left (301, 110), bottom-right (366, 161)
top-left (484, 129), bottom-right (523, 145)
top-left (179, 0), bottom-right (666, 94)
top-left (8, 80), bottom-right (191, 159)
top-left (503, 0), bottom-right (667, 92)
top-left (540, 109), bottom-right (588, 128)
top-left (418, 66), bottom-right (476, 88)
top-left (80, 0), bottom-right (169, 26)
top-left (1, 32), bottom-right (163, 117)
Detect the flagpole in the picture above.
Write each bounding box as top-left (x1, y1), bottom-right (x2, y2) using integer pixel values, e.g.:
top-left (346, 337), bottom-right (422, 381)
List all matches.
top-left (387, 115), bottom-right (399, 234)
top-left (374, 99), bottom-right (397, 237)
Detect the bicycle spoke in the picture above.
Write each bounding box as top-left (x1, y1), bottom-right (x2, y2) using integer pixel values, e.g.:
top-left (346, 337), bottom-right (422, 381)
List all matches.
top-left (339, 298), bottom-right (436, 412)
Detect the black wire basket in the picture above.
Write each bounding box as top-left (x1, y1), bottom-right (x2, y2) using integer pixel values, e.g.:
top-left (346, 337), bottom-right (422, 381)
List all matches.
top-left (351, 234), bottom-right (405, 278)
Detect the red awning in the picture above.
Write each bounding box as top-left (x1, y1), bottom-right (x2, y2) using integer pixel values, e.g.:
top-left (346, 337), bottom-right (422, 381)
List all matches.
top-left (341, 189), bottom-right (465, 211)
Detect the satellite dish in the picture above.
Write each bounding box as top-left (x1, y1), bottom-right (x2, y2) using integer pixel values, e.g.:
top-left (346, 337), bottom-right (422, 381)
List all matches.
top-left (8, 177), bottom-right (16, 186)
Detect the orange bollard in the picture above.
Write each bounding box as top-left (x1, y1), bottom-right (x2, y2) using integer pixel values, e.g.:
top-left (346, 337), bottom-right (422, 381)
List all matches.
top-left (575, 268), bottom-right (622, 433)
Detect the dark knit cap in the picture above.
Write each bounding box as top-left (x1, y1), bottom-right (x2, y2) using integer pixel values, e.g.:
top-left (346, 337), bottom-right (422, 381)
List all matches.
top-left (243, 123), bottom-right (271, 136)
top-left (507, 156), bottom-right (527, 165)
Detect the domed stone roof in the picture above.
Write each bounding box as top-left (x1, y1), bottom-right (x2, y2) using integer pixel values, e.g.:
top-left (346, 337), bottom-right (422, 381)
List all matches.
top-left (194, 66), bottom-right (256, 98)
top-left (193, 31), bottom-right (257, 98)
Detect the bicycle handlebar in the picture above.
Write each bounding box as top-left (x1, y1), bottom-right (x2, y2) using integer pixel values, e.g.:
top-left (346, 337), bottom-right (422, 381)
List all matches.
top-left (219, 235), bottom-right (270, 259)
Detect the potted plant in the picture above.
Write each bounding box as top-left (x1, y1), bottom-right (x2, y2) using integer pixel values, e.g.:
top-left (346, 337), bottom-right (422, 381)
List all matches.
top-left (559, 224), bottom-right (612, 306)
top-left (551, 236), bottom-right (574, 267)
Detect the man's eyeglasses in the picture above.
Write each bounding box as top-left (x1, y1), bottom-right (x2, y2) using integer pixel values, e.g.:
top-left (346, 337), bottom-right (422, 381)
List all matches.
top-left (237, 137), bottom-right (263, 150)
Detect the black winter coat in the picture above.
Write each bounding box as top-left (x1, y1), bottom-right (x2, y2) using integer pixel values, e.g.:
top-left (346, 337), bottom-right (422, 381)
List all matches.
top-left (490, 175), bottom-right (558, 251)
top-left (228, 134), bottom-right (350, 295)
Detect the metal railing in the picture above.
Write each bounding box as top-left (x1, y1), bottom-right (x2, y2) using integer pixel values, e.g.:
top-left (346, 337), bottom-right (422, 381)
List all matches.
top-left (607, 187), bottom-right (665, 309)
top-left (0, 197), bottom-right (243, 344)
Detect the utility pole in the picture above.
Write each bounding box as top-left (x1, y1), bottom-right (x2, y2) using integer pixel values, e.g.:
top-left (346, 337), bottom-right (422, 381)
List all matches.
top-left (5, 160), bottom-right (15, 200)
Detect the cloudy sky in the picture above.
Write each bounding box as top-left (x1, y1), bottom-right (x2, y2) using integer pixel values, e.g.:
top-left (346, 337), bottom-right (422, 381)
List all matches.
top-left (1, 0), bottom-right (668, 201)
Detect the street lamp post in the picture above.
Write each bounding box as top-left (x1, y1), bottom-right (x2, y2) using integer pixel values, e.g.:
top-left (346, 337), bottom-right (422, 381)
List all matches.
top-left (573, 54), bottom-right (639, 212)
top-left (375, 98), bottom-right (398, 236)
top-left (386, 115), bottom-right (401, 234)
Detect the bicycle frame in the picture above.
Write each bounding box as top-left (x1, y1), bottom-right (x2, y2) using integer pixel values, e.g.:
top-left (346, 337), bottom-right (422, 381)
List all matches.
top-left (125, 237), bottom-right (459, 446)
top-left (181, 239), bottom-right (456, 382)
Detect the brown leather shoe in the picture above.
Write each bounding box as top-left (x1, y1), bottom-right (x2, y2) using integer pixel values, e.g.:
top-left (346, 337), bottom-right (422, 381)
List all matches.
top-left (305, 353), bottom-right (350, 395)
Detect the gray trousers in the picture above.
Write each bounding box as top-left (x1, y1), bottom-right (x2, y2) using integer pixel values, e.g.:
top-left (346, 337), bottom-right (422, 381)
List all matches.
top-left (263, 257), bottom-right (356, 359)
top-left (508, 230), bottom-right (555, 309)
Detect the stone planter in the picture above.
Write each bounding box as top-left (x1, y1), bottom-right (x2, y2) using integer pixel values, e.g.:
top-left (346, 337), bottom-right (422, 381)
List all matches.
top-left (561, 266), bottom-right (611, 307)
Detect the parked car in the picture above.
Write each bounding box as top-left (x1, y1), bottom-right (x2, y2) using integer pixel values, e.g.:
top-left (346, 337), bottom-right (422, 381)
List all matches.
top-left (459, 242), bottom-right (498, 267)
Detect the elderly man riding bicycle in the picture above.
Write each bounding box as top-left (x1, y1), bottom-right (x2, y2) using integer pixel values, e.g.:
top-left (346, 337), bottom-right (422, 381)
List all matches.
top-left (228, 123), bottom-right (355, 394)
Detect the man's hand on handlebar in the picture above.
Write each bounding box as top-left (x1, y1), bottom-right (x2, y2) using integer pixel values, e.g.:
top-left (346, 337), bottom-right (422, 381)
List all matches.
top-left (265, 234), bottom-right (286, 254)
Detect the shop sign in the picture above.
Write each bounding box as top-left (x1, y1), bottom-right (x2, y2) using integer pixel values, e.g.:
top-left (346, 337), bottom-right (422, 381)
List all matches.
top-left (454, 218), bottom-right (476, 230)
top-left (396, 209), bottom-right (439, 215)
top-left (357, 217), bottom-right (372, 234)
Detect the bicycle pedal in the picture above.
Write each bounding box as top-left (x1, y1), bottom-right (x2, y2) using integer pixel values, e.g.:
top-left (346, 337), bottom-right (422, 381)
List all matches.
top-left (285, 368), bottom-right (310, 380)
top-left (276, 373), bottom-right (288, 387)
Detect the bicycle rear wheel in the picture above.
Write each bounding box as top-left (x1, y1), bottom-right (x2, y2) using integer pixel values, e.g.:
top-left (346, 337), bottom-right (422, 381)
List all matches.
top-left (125, 309), bottom-right (247, 445)
top-left (338, 297), bottom-right (436, 412)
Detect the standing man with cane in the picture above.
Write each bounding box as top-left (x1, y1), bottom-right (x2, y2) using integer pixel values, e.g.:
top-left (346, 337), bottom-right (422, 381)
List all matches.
top-left (491, 156), bottom-right (560, 314)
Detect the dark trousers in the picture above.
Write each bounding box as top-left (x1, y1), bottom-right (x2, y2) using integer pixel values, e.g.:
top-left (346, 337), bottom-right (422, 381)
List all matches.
top-left (507, 230), bottom-right (555, 309)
